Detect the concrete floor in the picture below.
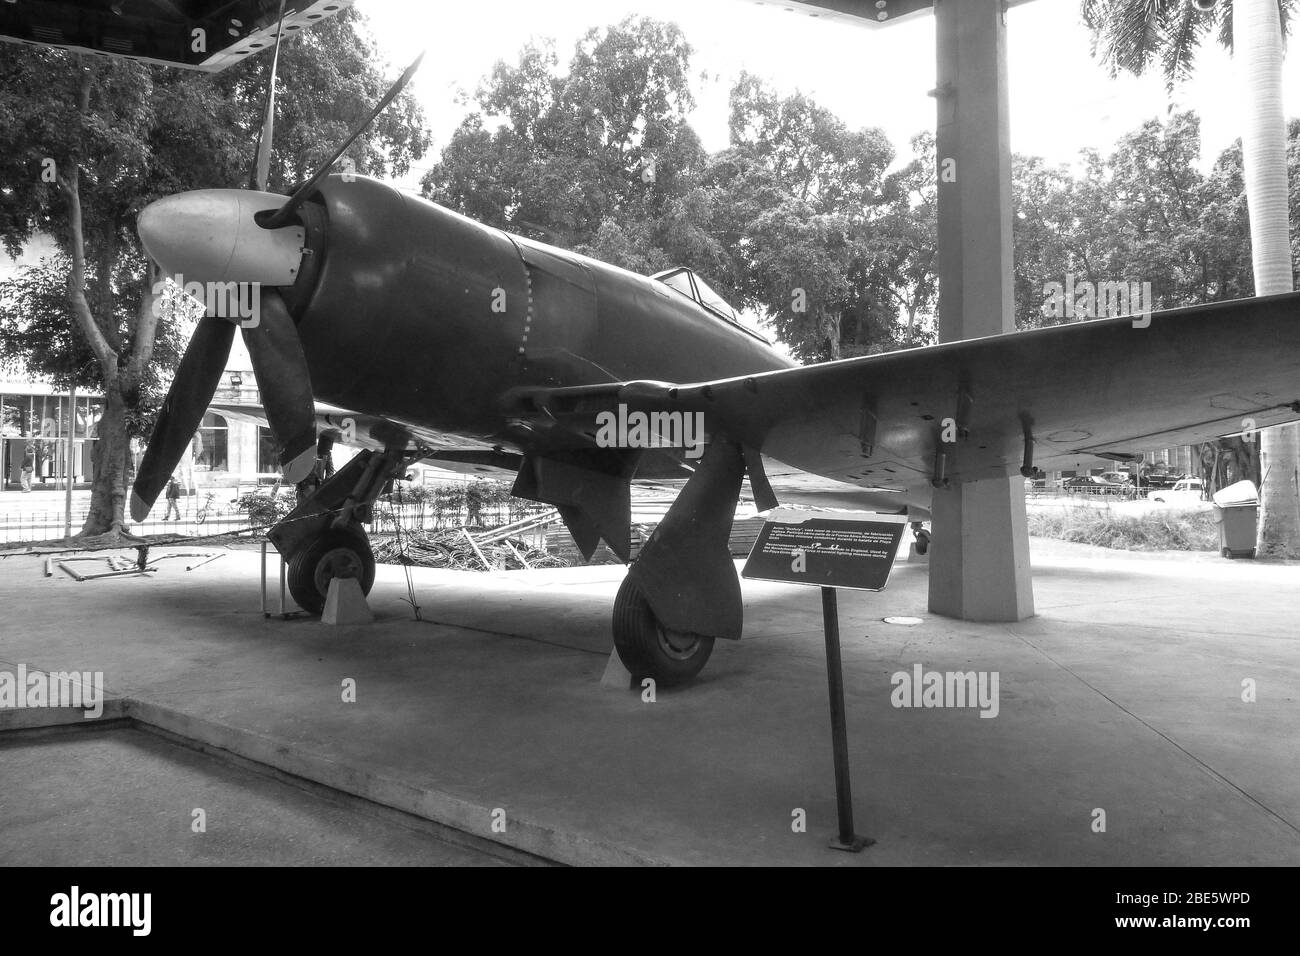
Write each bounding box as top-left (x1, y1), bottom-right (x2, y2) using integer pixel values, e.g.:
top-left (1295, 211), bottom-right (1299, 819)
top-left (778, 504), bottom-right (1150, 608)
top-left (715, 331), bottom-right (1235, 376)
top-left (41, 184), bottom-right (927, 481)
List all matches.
top-left (1, 538), bottom-right (1297, 866)
top-left (0, 727), bottom-right (518, 866)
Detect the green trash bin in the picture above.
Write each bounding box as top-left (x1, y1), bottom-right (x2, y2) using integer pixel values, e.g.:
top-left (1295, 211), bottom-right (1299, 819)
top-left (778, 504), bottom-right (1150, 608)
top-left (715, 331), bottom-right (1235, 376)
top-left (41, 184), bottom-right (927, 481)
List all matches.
top-left (1212, 480), bottom-right (1258, 559)
top-left (1214, 503), bottom-right (1257, 559)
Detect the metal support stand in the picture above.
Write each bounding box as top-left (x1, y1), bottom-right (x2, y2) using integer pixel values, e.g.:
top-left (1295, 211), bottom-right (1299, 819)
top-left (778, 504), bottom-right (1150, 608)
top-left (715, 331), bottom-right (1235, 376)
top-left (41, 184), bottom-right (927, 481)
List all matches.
top-left (261, 538), bottom-right (302, 619)
top-left (821, 587), bottom-right (873, 853)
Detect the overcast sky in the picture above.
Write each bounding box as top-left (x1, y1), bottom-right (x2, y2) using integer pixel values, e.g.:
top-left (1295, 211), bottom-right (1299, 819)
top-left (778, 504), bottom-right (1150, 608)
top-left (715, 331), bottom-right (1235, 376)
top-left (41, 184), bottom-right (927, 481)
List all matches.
top-left (361, 0), bottom-right (1299, 194)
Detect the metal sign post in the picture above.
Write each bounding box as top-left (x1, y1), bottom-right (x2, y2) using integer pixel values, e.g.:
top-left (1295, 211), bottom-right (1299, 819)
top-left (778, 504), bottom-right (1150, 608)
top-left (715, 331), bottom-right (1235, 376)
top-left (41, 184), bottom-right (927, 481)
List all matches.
top-left (821, 585), bottom-right (872, 852)
top-left (743, 509), bottom-right (908, 853)
top-left (64, 384), bottom-right (75, 540)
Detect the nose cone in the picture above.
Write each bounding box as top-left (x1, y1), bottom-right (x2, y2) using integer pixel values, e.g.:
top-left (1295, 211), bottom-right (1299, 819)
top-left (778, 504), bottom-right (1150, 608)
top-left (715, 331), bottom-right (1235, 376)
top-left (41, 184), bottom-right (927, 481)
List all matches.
top-left (138, 189), bottom-right (306, 286)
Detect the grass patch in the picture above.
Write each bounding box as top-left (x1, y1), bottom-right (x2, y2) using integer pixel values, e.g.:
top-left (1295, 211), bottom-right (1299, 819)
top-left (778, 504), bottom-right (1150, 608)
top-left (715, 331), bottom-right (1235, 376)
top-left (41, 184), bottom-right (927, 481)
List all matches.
top-left (1028, 505), bottom-right (1218, 551)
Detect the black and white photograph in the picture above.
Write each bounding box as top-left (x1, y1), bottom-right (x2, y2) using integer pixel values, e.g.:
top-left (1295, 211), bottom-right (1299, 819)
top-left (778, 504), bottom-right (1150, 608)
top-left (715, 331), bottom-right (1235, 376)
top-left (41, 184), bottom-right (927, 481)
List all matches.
top-left (0, 0), bottom-right (1295, 931)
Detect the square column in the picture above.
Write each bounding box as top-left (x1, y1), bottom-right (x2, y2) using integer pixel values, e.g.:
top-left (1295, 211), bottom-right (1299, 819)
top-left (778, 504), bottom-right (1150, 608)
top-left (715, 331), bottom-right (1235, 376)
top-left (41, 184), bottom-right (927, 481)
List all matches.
top-left (929, 0), bottom-right (1033, 621)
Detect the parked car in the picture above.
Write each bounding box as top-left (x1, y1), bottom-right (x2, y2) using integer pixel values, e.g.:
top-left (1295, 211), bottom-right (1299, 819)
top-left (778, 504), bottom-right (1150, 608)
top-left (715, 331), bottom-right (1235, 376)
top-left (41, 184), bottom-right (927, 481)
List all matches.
top-left (1063, 475), bottom-right (1127, 496)
top-left (1141, 472), bottom-right (1183, 490)
top-left (1149, 477), bottom-right (1206, 504)
top-left (1099, 472), bottom-right (1140, 497)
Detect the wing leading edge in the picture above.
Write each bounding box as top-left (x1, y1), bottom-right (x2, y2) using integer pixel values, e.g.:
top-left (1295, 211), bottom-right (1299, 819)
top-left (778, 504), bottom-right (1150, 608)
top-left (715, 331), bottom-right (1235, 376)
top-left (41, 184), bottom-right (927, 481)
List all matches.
top-left (504, 292), bottom-right (1300, 515)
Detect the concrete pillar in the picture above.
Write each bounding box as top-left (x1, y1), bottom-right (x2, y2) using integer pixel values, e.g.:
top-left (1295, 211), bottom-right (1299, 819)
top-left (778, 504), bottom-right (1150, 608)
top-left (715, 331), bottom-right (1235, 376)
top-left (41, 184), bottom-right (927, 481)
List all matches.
top-left (929, 0), bottom-right (1033, 621)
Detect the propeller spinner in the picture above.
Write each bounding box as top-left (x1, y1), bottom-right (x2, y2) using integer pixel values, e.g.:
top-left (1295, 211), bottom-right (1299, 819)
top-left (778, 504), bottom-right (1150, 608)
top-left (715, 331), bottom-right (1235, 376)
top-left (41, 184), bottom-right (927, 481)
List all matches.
top-left (130, 37), bottom-right (424, 522)
top-left (130, 189), bottom-right (315, 522)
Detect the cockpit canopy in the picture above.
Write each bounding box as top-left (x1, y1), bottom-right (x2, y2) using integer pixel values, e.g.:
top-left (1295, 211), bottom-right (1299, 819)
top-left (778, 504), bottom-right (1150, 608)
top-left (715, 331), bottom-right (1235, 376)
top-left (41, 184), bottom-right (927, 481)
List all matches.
top-left (651, 267), bottom-right (742, 324)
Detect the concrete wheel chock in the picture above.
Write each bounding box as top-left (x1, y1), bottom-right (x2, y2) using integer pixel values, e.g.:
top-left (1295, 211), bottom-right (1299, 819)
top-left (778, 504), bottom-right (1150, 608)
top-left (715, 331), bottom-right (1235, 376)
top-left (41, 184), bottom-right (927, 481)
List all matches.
top-left (322, 577), bottom-right (374, 625)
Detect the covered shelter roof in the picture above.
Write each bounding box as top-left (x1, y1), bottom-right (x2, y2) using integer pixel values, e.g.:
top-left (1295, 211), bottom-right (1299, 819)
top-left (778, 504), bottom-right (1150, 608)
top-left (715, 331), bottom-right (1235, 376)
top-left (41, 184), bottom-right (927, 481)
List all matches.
top-left (0, 0), bottom-right (354, 71)
top-left (746, 1), bottom-right (1035, 27)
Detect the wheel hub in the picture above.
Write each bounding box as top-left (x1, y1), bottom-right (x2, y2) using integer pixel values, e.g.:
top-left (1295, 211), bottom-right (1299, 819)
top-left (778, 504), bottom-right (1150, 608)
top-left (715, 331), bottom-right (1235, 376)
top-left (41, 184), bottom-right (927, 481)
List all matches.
top-left (314, 545), bottom-right (362, 595)
top-left (656, 625), bottom-right (701, 661)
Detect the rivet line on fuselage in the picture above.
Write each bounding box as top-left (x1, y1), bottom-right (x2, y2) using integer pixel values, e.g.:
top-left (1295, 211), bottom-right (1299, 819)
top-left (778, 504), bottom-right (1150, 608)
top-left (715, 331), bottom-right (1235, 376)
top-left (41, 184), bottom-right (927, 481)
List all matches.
top-left (517, 263), bottom-right (534, 356)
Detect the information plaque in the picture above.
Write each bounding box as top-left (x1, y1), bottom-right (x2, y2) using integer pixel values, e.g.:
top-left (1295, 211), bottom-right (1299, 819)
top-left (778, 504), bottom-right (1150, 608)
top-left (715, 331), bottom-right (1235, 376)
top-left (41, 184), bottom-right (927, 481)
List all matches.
top-left (741, 509), bottom-right (909, 592)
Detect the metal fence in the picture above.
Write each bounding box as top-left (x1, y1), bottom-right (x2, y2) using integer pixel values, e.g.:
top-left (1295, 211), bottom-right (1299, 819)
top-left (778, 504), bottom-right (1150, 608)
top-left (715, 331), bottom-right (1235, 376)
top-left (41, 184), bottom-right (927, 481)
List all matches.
top-left (0, 498), bottom-right (555, 546)
top-left (368, 498), bottom-right (548, 534)
top-left (1026, 485), bottom-right (1170, 501)
top-left (0, 506), bottom-right (252, 545)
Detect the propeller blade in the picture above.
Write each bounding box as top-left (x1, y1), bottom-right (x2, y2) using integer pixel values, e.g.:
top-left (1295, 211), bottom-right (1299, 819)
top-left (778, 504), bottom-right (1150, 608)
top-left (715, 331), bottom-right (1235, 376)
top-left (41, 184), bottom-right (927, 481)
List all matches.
top-left (250, 0), bottom-right (289, 192)
top-left (130, 317), bottom-right (236, 522)
top-left (259, 51), bottom-right (424, 230)
top-left (242, 287), bottom-right (317, 483)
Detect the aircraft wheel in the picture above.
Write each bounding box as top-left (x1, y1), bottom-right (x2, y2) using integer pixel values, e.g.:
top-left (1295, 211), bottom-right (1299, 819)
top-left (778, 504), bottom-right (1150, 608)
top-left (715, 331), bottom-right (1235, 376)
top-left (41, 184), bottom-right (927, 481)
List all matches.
top-left (914, 529), bottom-right (931, 555)
top-left (288, 527), bottom-right (376, 615)
top-left (612, 576), bottom-right (714, 687)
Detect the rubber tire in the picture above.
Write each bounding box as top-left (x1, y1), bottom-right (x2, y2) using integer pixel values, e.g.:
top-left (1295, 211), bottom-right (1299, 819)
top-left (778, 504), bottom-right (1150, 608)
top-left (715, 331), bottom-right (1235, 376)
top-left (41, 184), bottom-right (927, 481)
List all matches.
top-left (287, 528), bottom-right (376, 615)
top-left (914, 530), bottom-right (931, 556)
top-left (612, 576), bottom-right (714, 688)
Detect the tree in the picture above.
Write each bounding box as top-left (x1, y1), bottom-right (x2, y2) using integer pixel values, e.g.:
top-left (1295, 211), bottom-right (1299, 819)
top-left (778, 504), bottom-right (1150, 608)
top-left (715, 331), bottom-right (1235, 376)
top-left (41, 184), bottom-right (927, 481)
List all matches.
top-left (1015, 110), bottom-right (1257, 329)
top-left (869, 133), bottom-right (940, 348)
top-left (712, 74), bottom-right (902, 360)
top-left (1194, 436), bottom-right (1259, 496)
top-left (1106, 112), bottom-right (1215, 305)
top-left (1082, 0), bottom-right (1298, 556)
top-left (425, 30), bottom-right (924, 361)
top-left (423, 18), bottom-right (704, 252)
top-left (1013, 152), bottom-right (1092, 328)
top-left (736, 189), bottom-right (859, 360)
top-left (1198, 139), bottom-right (1262, 301)
top-left (0, 8), bottom-right (428, 538)
top-left (0, 253), bottom-right (188, 443)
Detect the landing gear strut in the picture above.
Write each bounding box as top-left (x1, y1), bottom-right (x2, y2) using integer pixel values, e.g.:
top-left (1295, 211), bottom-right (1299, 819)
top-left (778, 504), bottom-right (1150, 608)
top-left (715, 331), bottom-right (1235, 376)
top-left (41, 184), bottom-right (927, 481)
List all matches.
top-left (268, 439), bottom-right (418, 615)
top-left (611, 438), bottom-right (747, 686)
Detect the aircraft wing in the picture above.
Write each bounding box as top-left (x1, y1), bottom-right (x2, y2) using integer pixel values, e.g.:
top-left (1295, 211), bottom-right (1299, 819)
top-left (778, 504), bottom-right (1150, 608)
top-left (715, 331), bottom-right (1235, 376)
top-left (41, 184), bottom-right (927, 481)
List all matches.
top-left (504, 291), bottom-right (1300, 519)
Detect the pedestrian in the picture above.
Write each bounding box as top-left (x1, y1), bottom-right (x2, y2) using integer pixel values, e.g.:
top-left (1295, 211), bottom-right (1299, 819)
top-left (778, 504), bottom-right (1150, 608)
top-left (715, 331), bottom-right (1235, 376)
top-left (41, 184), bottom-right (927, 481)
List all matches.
top-left (20, 445), bottom-right (34, 493)
top-left (165, 473), bottom-right (182, 520)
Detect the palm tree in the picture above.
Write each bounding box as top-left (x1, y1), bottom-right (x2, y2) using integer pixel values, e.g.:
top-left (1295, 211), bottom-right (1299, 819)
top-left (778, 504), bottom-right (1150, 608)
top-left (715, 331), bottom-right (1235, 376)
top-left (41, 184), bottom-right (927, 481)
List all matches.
top-left (1081, 0), bottom-right (1298, 556)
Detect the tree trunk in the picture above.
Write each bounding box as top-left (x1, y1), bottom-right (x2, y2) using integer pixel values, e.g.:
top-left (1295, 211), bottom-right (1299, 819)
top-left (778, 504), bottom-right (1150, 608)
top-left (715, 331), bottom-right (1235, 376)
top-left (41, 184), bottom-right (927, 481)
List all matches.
top-left (56, 64), bottom-right (155, 541)
top-left (1258, 423), bottom-right (1300, 555)
top-left (82, 378), bottom-right (130, 535)
top-left (825, 311), bottom-right (842, 360)
top-left (1236, 0), bottom-right (1298, 557)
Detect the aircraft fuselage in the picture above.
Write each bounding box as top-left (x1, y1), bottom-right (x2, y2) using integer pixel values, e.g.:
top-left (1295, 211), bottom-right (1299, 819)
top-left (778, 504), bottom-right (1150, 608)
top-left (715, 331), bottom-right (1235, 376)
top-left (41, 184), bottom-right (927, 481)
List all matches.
top-left (289, 176), bottom-right (796, 448)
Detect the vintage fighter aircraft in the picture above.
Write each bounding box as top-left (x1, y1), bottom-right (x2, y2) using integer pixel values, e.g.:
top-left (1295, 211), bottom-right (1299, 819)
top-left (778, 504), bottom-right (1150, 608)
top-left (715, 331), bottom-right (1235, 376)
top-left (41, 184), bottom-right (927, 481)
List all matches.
top-left (130, 41), bottom-right (1300, 687)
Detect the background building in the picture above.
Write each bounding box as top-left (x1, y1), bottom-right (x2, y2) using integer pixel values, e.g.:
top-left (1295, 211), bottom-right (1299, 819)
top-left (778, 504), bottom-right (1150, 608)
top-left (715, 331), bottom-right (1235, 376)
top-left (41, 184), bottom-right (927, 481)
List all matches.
top-left (0, 376), bottom-right (100, 491)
